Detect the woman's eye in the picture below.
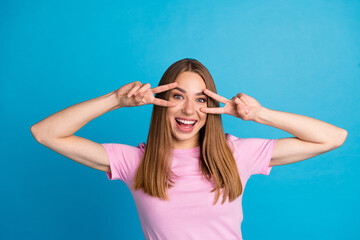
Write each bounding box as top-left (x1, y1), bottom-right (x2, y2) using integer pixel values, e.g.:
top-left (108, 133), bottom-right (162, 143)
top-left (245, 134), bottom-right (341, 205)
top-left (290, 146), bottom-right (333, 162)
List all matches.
top-left (173, 94), bottom-right (182, 99)
top-left (173, 94), bottom-right (206, 103)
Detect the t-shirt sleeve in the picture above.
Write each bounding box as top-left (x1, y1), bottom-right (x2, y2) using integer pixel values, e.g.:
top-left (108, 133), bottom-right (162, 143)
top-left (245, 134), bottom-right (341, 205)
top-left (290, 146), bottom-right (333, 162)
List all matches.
top-left (101, 143), bottom-right (144, 182)
top-left (226, 133), bottom-right (278, 176)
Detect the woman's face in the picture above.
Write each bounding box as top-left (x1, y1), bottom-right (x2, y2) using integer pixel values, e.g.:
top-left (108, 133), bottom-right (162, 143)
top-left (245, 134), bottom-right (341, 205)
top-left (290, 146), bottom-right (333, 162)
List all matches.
top-left (166, 71), bottom-right (208, 149)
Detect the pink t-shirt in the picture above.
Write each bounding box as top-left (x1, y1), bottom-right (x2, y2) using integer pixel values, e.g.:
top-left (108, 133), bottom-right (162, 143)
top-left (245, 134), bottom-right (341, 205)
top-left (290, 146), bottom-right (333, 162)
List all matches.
top-left (102, 133), bottom-right (277, 240)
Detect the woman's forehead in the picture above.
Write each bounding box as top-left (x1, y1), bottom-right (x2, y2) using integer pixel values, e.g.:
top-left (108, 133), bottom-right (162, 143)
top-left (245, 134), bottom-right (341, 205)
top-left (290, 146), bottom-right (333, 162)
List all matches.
top-left (174, 72), bottom-right (206, 92)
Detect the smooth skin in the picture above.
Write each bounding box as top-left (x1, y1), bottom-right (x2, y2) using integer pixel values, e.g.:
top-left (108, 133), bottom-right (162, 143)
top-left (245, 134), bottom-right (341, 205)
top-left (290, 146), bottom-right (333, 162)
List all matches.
top-left (166, 72), bottom-right (208, 149)
top-left (31, 73), bottom-right (348, 174)
top-left (199, 88), bottom-right (348, 167)
top-left (30, 81), bottom-right (179, 174)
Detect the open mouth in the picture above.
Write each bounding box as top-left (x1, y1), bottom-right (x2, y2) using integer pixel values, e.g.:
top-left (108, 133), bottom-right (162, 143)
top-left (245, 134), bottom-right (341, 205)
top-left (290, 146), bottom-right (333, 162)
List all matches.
top-left (175, 118), bottom-right (197, 127)
top-left (175, 118), bottom-right (198, 132)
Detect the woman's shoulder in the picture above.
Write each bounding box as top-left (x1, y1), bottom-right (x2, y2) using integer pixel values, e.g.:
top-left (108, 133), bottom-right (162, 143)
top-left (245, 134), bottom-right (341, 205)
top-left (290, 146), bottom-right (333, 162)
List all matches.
top-left (225, 132), bottom-right (277, 154)
top-left (101, 142), bottom-right (146, 155)
top-left (225, 133), bottom-right (240, 141)
top-left (225, 133), bottom-right (245, 146)
top-left (226, 132), bottom-right (275, 142)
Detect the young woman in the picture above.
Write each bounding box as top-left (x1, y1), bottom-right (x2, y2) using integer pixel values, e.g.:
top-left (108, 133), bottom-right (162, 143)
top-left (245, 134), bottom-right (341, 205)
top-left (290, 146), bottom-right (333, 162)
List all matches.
top-left (31, 58), bottom-right (347, 240)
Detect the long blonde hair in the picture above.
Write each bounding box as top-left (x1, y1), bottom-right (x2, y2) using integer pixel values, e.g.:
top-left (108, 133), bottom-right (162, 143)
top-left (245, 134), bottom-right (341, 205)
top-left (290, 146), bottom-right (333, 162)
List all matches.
top-left (131, 58), bottom-right (242, 205)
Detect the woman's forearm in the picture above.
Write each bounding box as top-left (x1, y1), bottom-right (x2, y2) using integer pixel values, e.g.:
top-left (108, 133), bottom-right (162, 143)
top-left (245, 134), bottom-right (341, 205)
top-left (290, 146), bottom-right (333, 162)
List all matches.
top-left (253, 107), bottom-right (347, 146)
top-left (31, 90), bottom-right (120, 141)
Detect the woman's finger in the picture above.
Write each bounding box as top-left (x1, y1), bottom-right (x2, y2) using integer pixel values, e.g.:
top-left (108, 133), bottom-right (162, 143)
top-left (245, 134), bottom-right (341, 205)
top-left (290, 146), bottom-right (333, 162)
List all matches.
top-left (199, 107), bottom-right (225, 114)
top-left (136, 83), bottom-right (152, 94)
top-left (237, 93), bottom-right (250, 107)
top-left (152, 98), bottom-right (177, 107)
top-left (234, 97), bottom-right (245, 106)
top-left (127, 83), bottom-right (142, 98)
top-left (237, 103), bottom-right (245, 113)
top-left (203, 89), bottom-right (228, 104)
top-left (234, 97), bottom-right (248, 114)
top-left (132, 83), bottom-right (152, 103)
top-left (151, 82), bottom-right (178, 94)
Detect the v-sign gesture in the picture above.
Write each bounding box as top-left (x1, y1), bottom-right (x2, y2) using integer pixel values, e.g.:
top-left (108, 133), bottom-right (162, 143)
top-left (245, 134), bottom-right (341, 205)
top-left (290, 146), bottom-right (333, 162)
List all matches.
top-left (115, 81), bottom-right (178, 108)
top-left (200, 89), bottom-right (263, 121)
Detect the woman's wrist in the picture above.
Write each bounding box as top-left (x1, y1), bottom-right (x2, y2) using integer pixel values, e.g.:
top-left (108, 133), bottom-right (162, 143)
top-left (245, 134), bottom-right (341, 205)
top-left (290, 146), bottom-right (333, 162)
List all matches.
top-left (104, 90), bottom-right (123, 111)
top-left (253, 106), bottom-right (269, 124)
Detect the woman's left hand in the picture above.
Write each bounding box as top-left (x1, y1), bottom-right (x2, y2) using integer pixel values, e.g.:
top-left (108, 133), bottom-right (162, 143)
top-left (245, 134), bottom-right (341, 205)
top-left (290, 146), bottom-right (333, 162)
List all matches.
top-left (199, 89), bottom-right (263, 121)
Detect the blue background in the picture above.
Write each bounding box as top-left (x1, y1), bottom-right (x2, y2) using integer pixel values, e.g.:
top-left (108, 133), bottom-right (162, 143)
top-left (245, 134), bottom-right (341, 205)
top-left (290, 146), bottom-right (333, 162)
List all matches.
top-left (1, 0), bottom-right (359, 239)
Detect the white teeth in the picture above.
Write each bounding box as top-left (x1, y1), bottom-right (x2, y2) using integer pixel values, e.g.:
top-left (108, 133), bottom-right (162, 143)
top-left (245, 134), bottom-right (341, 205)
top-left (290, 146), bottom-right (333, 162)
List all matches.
top-left (176, 118), bottom-right (196, 125)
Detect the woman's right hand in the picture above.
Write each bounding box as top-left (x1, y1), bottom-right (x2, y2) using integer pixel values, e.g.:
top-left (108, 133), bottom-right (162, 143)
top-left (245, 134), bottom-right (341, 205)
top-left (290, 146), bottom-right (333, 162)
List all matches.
top-left (114, 81), bottom-right (178, 108)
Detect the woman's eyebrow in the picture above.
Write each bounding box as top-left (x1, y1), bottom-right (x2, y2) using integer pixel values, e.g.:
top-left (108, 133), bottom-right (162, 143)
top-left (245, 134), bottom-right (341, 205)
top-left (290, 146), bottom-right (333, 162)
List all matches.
top-left (172, 87), bottom-right (206, 96)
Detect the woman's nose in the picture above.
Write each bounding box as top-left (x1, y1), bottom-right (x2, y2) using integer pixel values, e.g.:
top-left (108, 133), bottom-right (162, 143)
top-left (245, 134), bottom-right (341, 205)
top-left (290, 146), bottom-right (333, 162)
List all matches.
top-left (181, 100), bottom-right (195, 115)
